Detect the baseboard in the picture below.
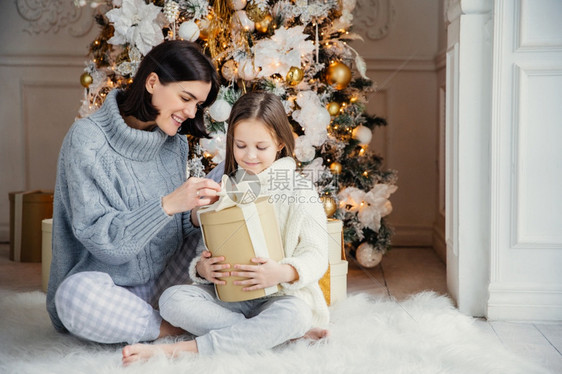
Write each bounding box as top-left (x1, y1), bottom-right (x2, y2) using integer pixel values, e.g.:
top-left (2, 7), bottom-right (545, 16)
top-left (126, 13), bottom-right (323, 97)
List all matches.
top-left (390, 224), bottom-right (433, 247)
top-left (432, 215), bottom-right (446, 262)
top-left (487, 282), bottom-right (562, 321)
top-left (0, 224), bottom-right (8, 242)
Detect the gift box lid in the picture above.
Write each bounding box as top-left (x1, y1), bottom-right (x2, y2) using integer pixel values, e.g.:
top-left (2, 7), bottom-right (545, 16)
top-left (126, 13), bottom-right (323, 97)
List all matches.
top-left (9, 190), bottom-right (53, 203)
top-left (326, 218), bottom-right (343, 233)
top-left (330, 260), bottom-right (348, 276)
top-left (199, 196), bottom-right (272, 225)
top-left (42, 218), bottom-right (53, 232)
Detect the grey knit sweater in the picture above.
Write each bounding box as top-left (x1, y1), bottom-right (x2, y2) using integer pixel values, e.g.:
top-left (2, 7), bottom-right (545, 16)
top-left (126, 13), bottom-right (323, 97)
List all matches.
top-left (46, 90), bottom-right (195, 332)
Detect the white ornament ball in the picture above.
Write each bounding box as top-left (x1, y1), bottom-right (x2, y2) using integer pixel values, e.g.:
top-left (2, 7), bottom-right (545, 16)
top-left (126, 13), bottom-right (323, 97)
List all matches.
top-left (208, 99), bottom-right (232, 122)
top-left (355, 242), bottom-right (383, 268)
top-left (178, 21), bottom-right (200, 42)
top-left (233, 10), bottom-right (255, 32)
top-left (229, 0), bottom-right (247, 11)
top-left (238, 59), bottom-right (258, 81)
top-left (352, 125), bottom-right (372, 145)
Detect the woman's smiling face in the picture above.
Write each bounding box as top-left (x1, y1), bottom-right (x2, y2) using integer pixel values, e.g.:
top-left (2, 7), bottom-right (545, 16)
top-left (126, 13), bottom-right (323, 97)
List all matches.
top-left (146, 73), bottom-right (211, 136)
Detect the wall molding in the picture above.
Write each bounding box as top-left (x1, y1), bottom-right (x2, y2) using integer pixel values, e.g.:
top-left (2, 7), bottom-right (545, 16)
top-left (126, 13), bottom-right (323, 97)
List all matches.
top-left (20, 79), bottom-right (84, 190)
top-left (0, 54), bottom-right (442, 72)
top-left (15, 0), bottom-right (95, 36)
top-left (365, 57), bottom-right (439, 72)
top-left (512, 66), bottom-right (562, 248)
top-left (353, 0), bottom-right (395, 41)
top-left (0, 54), bottom-right (89, 67)
top-left (515, 0), bottom-right (562, 52)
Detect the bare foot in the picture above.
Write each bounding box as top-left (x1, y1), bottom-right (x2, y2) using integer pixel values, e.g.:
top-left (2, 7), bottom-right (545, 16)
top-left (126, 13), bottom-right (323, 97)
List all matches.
top-left (122, 340), bottom-right (198, 366)
top-left (303, 327), bottom-right (329, 340)
top-left (290, 327), bottom-right (329, 344)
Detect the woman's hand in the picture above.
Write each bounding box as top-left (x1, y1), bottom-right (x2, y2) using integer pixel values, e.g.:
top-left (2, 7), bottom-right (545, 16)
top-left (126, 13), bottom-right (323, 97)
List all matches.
top-left (231, 258), bottom-right (298, 291)
top-left (196, 250), bottom-right (230, 285)
top-left (161, 177), bottom-right (220, 216)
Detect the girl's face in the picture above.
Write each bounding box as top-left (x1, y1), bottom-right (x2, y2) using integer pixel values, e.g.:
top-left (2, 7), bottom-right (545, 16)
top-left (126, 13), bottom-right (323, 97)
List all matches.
top-left (146, 73), bottom-right (211, 136)
top-left (233, 118), bottom-right (284, 174)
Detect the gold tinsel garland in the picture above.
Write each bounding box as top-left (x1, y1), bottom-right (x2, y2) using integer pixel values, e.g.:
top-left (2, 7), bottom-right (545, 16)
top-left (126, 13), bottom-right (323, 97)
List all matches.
top-left (205, 0), bottom-right (232, 63)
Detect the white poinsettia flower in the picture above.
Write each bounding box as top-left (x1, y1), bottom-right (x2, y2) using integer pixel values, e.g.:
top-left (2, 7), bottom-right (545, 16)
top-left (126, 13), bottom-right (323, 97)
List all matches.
top-left (292, 91), bottom-right (329, 146)
top-left (106, 0), bottom-right (164, 55)
top-left (357, 184), bottom-right (398, 232)
top-left (253, 26), bottom-right (315, 77)
top-left (337, 187), bottom-right (365, 213)
top-left (294, 135), bottom-right (316, 162)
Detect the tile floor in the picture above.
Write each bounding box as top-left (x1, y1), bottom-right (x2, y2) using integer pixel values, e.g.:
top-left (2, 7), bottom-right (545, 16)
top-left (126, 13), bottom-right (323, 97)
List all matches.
top-left (1, 243), bottom-right (560, 372)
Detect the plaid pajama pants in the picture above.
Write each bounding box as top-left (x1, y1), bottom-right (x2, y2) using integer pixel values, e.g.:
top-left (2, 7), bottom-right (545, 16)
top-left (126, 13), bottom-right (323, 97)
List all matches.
top-left (54, 230), bottom-right (201, 344)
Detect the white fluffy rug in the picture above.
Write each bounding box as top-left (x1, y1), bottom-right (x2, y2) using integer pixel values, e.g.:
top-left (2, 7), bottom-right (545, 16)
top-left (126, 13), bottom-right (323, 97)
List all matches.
top-left (0, 290), bottom-right (549, 374)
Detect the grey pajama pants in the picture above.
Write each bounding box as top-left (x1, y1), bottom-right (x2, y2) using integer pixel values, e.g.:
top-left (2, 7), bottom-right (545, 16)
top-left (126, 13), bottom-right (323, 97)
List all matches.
top-left (159, 284), bottom-right (313, 355)
top-left (54, 231), bottom-right (200, 345)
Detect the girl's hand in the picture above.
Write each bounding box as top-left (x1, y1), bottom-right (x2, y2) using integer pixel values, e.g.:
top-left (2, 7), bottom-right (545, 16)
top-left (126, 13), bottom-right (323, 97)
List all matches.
top-left (231, 258), bottom-right (298, 291)
top-left (162, 177), bottom-right (221, 216)
top-left (196, 250), bottom-right (230, 285)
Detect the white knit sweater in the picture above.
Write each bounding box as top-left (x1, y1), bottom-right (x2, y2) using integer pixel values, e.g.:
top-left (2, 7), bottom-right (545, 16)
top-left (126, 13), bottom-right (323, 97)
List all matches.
top-left (191, 157), bottom-right (330, 327)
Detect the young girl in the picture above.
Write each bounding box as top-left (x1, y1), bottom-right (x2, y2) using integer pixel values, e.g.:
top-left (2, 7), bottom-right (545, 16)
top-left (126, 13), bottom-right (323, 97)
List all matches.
top-left (122, 91), bottom-right (329, 363)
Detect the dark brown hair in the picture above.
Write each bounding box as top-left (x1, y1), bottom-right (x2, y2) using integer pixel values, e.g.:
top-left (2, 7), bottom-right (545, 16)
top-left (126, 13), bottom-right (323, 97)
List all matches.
top-left (224, 91), bottom-right (295, 175)
top-left (117, 40), bottom-right (219, 137)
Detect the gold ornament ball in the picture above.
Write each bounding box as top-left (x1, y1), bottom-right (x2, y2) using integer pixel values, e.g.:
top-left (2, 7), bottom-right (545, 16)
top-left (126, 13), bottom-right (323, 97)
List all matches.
top-left (255, 14), bottom-right (272, 34)
top-left (321, 196), bottom-right (337, 217)
top-left (326, 61), bottom-right (352, 90)
top-left (286, 66), bottom-right (304, 86)
top-left (326, 101), bottom-right (341, 116)
top-left (197, 18), bottom-right (217, 41)
top-left (221, 60), bottom-right (237, 81)
top-left (245, 2), bottom-right (267, 22)
top-left (330, 161), bottom-right (342, 175)
top-left (80, 72), bottom-right (93, 88)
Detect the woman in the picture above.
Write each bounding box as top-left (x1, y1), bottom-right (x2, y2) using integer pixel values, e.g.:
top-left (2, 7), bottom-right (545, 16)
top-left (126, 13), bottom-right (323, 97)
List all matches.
top-left (46, 40), bottom-right (222, 345)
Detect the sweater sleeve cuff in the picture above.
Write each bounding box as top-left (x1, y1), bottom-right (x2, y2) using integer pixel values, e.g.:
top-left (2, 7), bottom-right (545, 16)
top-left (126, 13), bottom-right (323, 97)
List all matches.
top-left (126, 198), bottom-right (173, 245)
top-left (278, 257), bottom-right (312, 290)
top-left (182, 210), bottom-right (196, 236)
top-left (188, 256), bottom-right (211, 284)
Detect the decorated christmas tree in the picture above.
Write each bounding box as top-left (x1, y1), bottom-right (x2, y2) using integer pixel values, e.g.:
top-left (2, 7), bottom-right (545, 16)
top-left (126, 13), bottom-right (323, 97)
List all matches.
top-left (75, 0), bottom-right (398, 267)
